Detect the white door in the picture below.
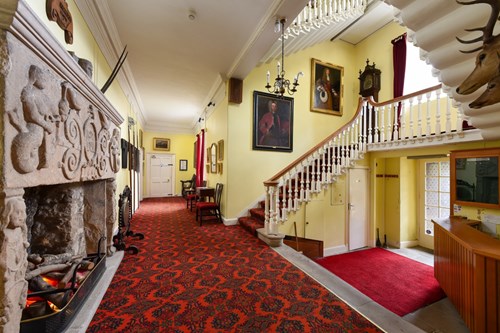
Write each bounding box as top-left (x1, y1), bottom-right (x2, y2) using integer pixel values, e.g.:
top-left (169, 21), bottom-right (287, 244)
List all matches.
top-left (419, 159), bottom-right (450, 250)
top-left (348, 168), bottom-right (369, 250)
top-left (148, 154), bottom-right (174, 197)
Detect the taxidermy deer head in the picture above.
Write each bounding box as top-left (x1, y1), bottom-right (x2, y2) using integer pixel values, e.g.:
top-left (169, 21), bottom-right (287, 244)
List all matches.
top-left (456, 0), bottom-right (500, 99)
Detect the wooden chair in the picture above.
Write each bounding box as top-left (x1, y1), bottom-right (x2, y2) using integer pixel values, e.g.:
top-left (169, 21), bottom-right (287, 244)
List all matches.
top-left (196, 183), bottom-right (223, 226)
top-left (181, 174), bottom-right (196, 199)
top-left (186, 181), bottom-right (206, 211)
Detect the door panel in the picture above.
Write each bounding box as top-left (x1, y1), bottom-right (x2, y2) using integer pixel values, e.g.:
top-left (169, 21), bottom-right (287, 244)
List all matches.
top-left (149, 154), bottom-right (174, 197)
top-left (348, 168), bottom-right (369, 250)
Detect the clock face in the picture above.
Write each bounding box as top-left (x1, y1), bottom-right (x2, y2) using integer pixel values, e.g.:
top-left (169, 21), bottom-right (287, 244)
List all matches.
top-left (363, 75), bottom-right (373, 90)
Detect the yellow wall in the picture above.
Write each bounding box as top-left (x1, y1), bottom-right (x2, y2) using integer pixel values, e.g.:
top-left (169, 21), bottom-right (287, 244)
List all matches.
top-left (226, 37), bottom-right (359, 218)
top-left (354, 23), bottom-right (407, 102)
top-left (384, 158), bottom-right (401, 245)
top-left (400, 157), bottom-right (417, 243)
top-left (203, 94), bottom-right (228, 215)
top-left (142, 131), bottom-right (196, 195)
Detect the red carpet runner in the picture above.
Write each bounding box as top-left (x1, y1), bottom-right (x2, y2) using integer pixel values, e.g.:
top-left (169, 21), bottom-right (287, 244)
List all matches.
top-left (88, 197), bottom-right (382, 332)
top-left (316, 247), bottom-right (446, 316)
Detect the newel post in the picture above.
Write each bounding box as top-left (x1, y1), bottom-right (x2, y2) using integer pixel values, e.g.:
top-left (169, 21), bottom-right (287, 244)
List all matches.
top-left (258, 181), bottom-right (284, 247)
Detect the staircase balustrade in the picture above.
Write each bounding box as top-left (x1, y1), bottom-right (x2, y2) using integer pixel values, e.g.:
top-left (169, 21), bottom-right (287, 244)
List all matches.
top-left (262, 84), bottom-right (475, 236)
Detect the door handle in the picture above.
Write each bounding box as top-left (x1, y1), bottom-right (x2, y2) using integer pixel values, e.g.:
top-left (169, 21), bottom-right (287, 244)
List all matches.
top-left (348, 203), bottom-right (353, 210)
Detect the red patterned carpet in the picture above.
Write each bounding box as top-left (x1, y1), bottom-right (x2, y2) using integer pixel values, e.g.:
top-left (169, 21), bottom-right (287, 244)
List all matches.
top-left (87, 197), bottom-right (383, 332)
top-left (316, 248), bottom-right (446, 316)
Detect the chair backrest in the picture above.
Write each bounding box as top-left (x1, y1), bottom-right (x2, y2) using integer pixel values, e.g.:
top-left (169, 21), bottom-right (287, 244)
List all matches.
top-left (214, 183), bottom-right (223, 205)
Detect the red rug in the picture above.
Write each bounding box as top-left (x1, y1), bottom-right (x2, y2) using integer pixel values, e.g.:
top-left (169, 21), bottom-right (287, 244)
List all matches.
top-left (315, 248), bottom-right (446, 316)
top-left (87, 197), bottom-right (383, 332)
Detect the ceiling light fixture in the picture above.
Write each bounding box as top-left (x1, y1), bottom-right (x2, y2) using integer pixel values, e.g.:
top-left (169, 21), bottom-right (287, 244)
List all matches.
top-left (188, 10), bottom-right (196, 21)
top-left (284, 0), bottom-right (366, 39)
top-left (265, 18), bottom-right (303, 97)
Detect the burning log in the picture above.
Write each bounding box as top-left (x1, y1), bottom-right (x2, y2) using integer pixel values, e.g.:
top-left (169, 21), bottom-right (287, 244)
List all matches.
top-left (44, 271), bottom-right (66, 280)
top-left (25, 263), bottom-right (70, 280)
top-left (80, 259), bottom-right (95, 270)
top-left (38, 253), bottom-right (84, 266)
top-left (28, 253), bottom-right (43, 265)
top-left (28, 276), bottom-right (72, 309)
top-left (22, 301), bottom-right (52, 320)
top-left (58, 262), bottom-right (78, 289)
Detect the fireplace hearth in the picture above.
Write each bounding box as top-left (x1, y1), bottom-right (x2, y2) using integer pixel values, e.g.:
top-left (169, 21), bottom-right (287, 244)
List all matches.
top-left (0, 2), bottom-right (124, 332)
top-left (20, 248), bottom-right (106, 333)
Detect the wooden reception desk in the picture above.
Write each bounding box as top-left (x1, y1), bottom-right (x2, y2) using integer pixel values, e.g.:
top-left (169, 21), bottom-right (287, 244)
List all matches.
top-left (432, 217), bottom-right (500, 333)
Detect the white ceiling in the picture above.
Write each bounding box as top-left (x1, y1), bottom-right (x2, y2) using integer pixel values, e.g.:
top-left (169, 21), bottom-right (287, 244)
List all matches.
top-left (75, 0), bottom-right (395, 133)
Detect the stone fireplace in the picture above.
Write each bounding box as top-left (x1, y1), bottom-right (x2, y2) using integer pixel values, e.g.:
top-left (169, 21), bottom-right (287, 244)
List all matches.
top-left (0, 1), bottom-right (123, 332)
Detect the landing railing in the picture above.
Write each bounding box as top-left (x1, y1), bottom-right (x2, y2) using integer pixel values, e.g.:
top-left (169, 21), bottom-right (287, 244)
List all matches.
top-left (262, 84), bottom-right (476, 235)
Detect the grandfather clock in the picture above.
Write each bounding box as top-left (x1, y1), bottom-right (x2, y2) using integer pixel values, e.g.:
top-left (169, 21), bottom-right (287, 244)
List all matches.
top-left (359, 59), bottom-right (381, 102)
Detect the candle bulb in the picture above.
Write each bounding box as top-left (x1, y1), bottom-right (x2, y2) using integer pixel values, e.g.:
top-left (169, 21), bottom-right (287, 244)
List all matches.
top-left (277, 62), bottom-right (280, 76)
top-left (267, 71), bottom-right (270, 85)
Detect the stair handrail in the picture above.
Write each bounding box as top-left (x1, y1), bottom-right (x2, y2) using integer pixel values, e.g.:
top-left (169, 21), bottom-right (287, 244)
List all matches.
top-left (261, 84), bottom-right (454, 236)
top-left (264, 84), bottom-right (443, 186)
top-left (264, 96), bottom-right (366, 186)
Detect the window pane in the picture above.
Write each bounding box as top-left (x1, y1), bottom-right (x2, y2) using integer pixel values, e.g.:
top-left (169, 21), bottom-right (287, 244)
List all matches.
top-left (426, 177), bottom-right (439, 191)
top-left (426, 192), bottom-right (439, 206)
top-left (426, 162), bottom-right (439, 177)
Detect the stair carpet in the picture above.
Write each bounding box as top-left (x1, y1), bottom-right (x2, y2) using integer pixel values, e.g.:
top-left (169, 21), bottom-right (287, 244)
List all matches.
top-left (238, 201), bottom-right (265, 236)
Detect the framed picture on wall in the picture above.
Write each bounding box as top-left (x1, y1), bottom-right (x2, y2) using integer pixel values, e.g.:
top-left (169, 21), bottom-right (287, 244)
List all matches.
top-left (252, 91), bottom-right (293, 152)
top-left (153, 137), bottom-right (170, 151)
top-left (179, 159), bottom-right (188, 171)
top-left (311, 58), bottom-right (343, 116)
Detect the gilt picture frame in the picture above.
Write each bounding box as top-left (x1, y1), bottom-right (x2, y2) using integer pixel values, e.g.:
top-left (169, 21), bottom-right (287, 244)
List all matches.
top-left (153, 137), bottom-right (170, 151)
top-left (252, 91), bottom-right (293, 152)
top-left (311, 58), bottom-right (343, 116)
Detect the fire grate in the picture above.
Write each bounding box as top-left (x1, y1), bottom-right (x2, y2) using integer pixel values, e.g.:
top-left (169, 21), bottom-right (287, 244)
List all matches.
top-left (20, 253), bottom-right (106, 333)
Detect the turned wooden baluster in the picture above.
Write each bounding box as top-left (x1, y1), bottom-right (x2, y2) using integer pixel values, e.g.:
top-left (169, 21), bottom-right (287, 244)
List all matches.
top-left (373, 105), bottom-right (380, 144)
top-left (417, 94), bottom-right (423, 138)
top-left (408, 97), bottom-right (414, 139)
top-left (392, 101), bottom-right (400, 142)
top-left (426, 91), bottom-right (432, 136)
top-left (445, 94), bottom-right (452, 134)
top-left (400, 99), bottom-right (407, 140)
top-left (435, 88), bottom-right (442, 135)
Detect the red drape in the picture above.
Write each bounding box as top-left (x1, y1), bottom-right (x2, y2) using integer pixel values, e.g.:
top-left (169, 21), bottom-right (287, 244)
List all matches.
top-left (195, 129), bottom-right (205, 187)
top-left (392, 33), bottom-right (406, 130)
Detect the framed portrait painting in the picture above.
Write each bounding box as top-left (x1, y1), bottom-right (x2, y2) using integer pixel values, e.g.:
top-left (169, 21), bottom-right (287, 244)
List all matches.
top-left (252, 91), bottom-right (293, 152)
top-left (310, 58), bottom-right (343, 116)
top-left (153, 137), bottom-right (170, 151)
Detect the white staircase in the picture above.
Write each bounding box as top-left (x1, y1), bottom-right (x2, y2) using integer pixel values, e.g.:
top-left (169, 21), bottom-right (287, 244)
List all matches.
top-left (386, 0), bottom-right (500, 139)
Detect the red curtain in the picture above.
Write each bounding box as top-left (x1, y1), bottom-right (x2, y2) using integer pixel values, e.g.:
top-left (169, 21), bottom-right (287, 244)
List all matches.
top-left (392, 33), bottom-right (407, 131)
top-left (195, 129), bottom-right (205, 187)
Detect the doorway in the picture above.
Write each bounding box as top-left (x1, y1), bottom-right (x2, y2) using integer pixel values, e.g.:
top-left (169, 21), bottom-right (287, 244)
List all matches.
top-left (348, 167), bottom-right (369, 250)
top-left (418, 158), bottom-right (450, 249)
top-left (147, 153), bottom-right (174, 197)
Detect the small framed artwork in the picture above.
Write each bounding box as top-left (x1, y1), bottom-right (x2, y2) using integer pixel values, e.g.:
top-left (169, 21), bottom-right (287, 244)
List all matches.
top-left (179, 159), bottom-right (188, 171)
top-left (253, 91), bottom-right (293, 152)
top-left (311, 58), bottom-right (343, 116)
top-left (217, 162), bottom-right (223, 174)
top-left (153, 137), bottom-right (170, 151)
top-left (139, 129), bottom-right (144, 148)
top-left (218, 139), bottom-right (224, 161)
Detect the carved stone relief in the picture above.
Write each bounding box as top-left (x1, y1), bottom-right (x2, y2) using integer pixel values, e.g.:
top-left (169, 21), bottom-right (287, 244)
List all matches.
top-left (5, 64), bottom-right (120, 188)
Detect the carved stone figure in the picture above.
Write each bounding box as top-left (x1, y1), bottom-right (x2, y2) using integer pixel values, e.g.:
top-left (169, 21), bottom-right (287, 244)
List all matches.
top-left (110, 128), bottom-right (121, 173)
top-left (0, 194), bottom-right (29, 332)
top-left (8, 65), bottom-right (57, 173)
top-left (105, 179), bottom-right (117, 256)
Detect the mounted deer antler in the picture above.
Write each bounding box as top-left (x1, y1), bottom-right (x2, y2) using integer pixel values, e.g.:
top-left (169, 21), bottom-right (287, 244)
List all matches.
top-left (469, 66), bottom-right (500, 108)
top-left (456, 0), bottom-right (500, 95)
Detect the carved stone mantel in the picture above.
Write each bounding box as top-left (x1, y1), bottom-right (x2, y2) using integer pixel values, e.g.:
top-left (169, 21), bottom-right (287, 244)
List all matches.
top-left (0, 1), bottom-right (124, 331)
